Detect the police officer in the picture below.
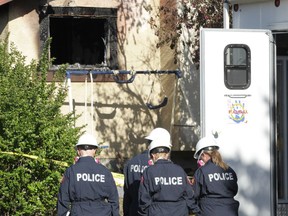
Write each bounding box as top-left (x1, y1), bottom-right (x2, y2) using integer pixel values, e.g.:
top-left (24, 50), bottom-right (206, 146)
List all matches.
top-left (192, 136), bottom-right (239, 216)
top-left (57, 133), bottom-right (119, 216)
top-left (138, 137), bottom-right (200, 216)
top-left (123, 128), bottom-right (170, 216)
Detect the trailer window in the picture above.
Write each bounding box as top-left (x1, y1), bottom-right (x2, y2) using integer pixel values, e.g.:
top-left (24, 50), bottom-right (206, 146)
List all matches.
top-left (224, 44), bottom-right (251, 89)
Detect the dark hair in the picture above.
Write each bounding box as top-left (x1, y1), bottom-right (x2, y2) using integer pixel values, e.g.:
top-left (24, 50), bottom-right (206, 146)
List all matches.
top-left (77, 145), bottom-right (97, 150)
top-left (150, 147), bottom-right (170, 155)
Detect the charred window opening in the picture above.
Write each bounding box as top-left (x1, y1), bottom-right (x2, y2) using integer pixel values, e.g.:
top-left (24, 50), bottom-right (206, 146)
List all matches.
top-left (50, 17), bottom-right (106, 65)
top-left (39, 7), bottom-right (118, 69)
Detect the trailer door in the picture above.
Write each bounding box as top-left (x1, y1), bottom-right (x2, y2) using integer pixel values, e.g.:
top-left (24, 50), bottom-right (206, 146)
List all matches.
top-left (200, 28), bottom-right (276, 216)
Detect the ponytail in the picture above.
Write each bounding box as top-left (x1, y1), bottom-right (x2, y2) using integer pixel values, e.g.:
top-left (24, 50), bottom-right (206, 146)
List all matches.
top-left (206, 150), bottom-right (229, 170)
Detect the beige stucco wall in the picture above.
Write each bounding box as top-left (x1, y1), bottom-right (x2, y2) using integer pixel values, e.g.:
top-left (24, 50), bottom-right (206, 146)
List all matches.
top-left (8, 0), bottom-right (40, 64)
top-left (0, 0), bottom-right (182, 167)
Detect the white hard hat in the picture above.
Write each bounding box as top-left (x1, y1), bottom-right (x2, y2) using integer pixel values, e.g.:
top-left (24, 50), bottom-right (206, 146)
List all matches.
top-left (194, 136), bottom-right (219, 159)
top-left (148, 137), bottom-right (171, 156)
top-left (145, 127), bottom-right (171, 142)
top-left (75, 133), bottom-right (98, 147)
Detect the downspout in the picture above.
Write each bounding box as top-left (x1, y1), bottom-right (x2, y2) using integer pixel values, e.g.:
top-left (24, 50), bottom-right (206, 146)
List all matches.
top-left (223, 0), bottom-right (230, 29)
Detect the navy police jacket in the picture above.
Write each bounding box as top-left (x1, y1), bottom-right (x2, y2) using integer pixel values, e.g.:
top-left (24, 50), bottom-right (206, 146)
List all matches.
top-left (123, 150), bottom-right (151, 216)
top-left (57, 156), bottom-right (119, 216)
top-left (193, 159), bottom-right (239, 216)
top-left (138, 159), bottom-right (200, 216)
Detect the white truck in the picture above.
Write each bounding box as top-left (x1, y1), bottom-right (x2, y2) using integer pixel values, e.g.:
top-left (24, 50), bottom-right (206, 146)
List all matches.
top-left (199, 0), bottom-right (288, 215)
top-left (200, 28), bottom-right (276, 216)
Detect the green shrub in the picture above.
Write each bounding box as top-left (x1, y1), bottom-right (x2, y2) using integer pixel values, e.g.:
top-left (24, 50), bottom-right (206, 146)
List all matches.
top-left (0, 38), bottom-right (82, 215)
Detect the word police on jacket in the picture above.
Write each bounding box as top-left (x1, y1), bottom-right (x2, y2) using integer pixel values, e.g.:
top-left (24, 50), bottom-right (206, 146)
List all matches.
top-left (208, 172), bottom-right (234, 182)
top-left (154, 176), bottom-right (183, 185)
top-left (77, 173), bottom-right (105, 182)
top-left (130, 165), bottom-right (148, 173)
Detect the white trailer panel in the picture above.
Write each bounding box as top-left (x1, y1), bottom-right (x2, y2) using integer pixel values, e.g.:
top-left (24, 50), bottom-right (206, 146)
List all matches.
top-left (200, 28), bottom-right (276, 216)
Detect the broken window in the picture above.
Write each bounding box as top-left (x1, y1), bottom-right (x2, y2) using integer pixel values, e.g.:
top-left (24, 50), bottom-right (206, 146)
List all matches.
top-left (50, 17), bottom-right (106, 65)
top-left (39, 6), bottom-right (118, 69)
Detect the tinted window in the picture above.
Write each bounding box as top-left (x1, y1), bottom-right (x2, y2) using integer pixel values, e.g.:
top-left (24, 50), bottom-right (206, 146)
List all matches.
top-left (224, 44), bottom-right (251, 89)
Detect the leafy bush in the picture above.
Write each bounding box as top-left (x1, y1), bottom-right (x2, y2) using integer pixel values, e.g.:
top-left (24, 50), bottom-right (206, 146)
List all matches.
top-left (0, 38), bottom-right (82, 215)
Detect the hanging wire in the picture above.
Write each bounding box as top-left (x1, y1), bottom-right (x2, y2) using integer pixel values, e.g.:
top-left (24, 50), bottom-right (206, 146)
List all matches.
top-left (90, 71), bottom-right (94, 135)
top-left (65, 69), bottom-right (181, 113)
top-left (66, 72), bottom-right (73, 112)
top-left (84, 73), bottom-right (88, 127)
top-left (146, 73), bottom-right (168, 109)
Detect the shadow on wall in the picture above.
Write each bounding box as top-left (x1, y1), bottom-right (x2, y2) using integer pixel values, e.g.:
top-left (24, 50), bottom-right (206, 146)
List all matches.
top-left (68, 97), bottom-right (157, 172)
top-left (171, 150), bottom-right (273, 216)
top-left (117, 0), bottom-right (152, 69)
top-left (227, 157), bottom-right (272, 216)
